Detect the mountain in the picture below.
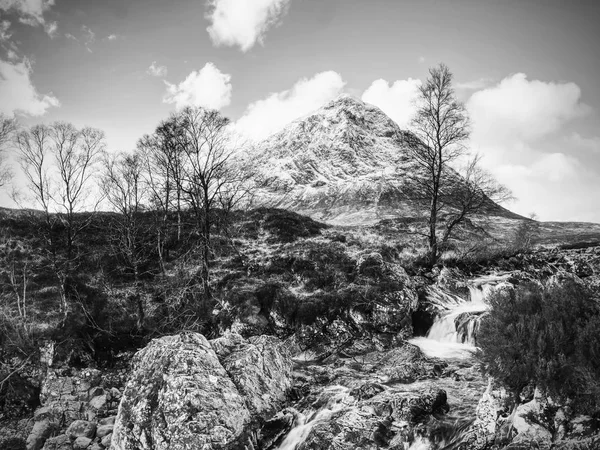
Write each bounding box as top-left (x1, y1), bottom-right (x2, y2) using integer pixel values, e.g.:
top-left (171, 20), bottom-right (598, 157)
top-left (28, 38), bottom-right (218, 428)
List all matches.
top-left (249, 94), bottom-right (519, 225)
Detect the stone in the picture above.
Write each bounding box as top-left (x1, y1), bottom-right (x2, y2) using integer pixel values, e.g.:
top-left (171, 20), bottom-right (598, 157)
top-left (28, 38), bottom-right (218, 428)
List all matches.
top-left (512, 395), bottom-right (552, 445)
top-left (66, 421), bottom-right (96, 440)
top-left (26, 420), bottom-right (55, 450)
top-left (350, 382), bottom-right (385, 401)
top-left (87, 387), bottom-right (104, 399)
top-left (41, 434), bottom-right (72, 450)
top-left (98, 417), bottom-right (115, 426)
top-left (211, 333), bottom-right (293, 418)
top-left (88, 395), bottom-right (107, 410)
top-left (72, 437), bottom-right (91, 450)
top-left (95, 425), bottom-right (113, 439)
top-left (112, 332), bottom-right (291, 450)
top-left (100, 434), bottom-right (112, 448)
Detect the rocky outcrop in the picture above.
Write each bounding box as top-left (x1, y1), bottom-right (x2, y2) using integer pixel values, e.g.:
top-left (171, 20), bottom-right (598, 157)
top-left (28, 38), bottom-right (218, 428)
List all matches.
top-left (111, 332), bottom-right (292, 450)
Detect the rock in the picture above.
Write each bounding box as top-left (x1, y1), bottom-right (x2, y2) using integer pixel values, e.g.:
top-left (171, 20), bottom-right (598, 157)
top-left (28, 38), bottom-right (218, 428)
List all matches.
top-left (41, 435), bottom-right (72, 450)
top-left (258, 409), bottom-right (300, 449)
top-left (98, 417), bottom-right (115, 426)
top-left (211, 333), bottom-right (293, 418)
top-left (26, 420), bottom-right (55, 450)
top-left (88, 444), bottom-right (102, 450)
top-left (87, 387), bottom-right (104, 399)
top-left (95, 425), bottom-right (113, 439)
top-left (72, 437), bottom-right (91, 450)
top-left (112, 332), bottom-right (291, 450)
top-left (66, 421), bottom-right (96, 440)
top-left (512, 394), bottom-right (552, 445)
top-left (100, 434), bottom-right (112, 448)
top-left (88, 395), bottom-right (107, 410)
top-left (350, 382), bottom-right (385, 401)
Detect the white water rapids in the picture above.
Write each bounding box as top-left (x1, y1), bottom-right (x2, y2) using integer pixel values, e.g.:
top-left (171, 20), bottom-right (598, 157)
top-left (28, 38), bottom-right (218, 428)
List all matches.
top-left (409, 284), bottom-right (492, 359)
top-left (275, 279), bottom-right (503, 450)
top-left (276, 385), bottom-right (350, 450)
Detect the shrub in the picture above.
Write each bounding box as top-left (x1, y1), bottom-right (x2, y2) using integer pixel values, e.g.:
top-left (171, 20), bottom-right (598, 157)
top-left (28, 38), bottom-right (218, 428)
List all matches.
top-left (478, 278), bottom-right (600, 413)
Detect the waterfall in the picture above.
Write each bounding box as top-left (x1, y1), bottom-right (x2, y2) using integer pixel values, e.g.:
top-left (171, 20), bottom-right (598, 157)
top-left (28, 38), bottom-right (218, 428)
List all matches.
top-left (275, 385), bottom-right (350, 450)
top-left (409, 284), bottom-right (491, 359)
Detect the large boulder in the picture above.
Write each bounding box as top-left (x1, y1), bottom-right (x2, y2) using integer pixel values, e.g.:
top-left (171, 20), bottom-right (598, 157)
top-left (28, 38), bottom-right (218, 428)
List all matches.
top-left (211, 333), bottom-right (292, 419)
top-left (111, 332), bottom-right (292, 450)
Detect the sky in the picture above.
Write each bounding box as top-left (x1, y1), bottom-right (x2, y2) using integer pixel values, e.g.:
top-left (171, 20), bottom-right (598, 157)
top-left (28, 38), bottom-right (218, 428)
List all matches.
top-left (1, 0), bottom-right (600, 222)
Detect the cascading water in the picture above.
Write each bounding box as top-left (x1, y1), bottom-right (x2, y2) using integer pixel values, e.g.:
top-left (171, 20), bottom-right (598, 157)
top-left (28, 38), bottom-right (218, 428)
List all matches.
top-left (409, 284), bottom-right (492, 359)
top-left (275, 385), bottom-right (351, 450)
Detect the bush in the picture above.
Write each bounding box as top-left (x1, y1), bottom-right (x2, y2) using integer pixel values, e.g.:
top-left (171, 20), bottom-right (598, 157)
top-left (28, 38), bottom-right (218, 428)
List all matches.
top-left (478, 278), bottom-right (600, 413)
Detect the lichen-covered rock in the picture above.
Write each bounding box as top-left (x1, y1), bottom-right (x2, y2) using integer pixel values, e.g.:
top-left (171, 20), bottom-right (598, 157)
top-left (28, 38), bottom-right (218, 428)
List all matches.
top-left (41, 434), bottom-right (72, 450)
top-left (66, 420), bottom-right (96, 440)
top-left (111, 332), bottom-right (292, 450)
top-left (211, 333), bottom-right (292, 419)
top-left (26, 420), bottom-right (56, 450)
top-left (512, 394), bottom-right (552, 445)
top-left (72, 436), bottom-right (91, 450)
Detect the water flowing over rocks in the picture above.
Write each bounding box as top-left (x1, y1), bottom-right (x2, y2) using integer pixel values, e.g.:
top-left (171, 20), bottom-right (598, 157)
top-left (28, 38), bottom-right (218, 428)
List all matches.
top-left (111, 331), bottom-right (292, 450)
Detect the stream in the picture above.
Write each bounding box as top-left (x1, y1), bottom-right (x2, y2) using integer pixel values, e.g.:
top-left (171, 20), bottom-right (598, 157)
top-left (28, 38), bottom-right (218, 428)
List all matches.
top-left (275, 278), bottom-right (505, 450)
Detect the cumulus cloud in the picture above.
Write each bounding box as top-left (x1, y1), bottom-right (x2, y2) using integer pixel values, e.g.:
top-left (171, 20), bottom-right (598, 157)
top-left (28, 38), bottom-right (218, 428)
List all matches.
top-left (361, 78), bottom-right (421, 128)
top-left (206, 0), bottom-right (291, 52)
top-left (163, 62), bottom-right (232, 111)
top-left (0, 0), bottom-right (54, 25)
top-left (235, 70), bottom-right (345, 141)
top-left (0, 20), bottom-right (12, 42)
top-left (468, 73), bottom-right (590, 146)
top-left (466, 73), bottom-right (595, 220)
top-left (147, 61), bottom-right (167, 78)
top-left (107, 34), bottom-right (117, 41)
top-left (43, 20), bottom-right (57, 37)
top-left (0, 58), bottom-right (60, 116)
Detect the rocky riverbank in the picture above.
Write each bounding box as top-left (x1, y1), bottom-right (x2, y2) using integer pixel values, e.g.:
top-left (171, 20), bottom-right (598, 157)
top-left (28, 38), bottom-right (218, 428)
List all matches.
top-left (2, 244), bottom-right (600, 450)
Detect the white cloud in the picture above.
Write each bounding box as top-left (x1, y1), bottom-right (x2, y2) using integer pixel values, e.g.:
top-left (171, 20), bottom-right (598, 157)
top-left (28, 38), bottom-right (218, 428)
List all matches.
top-left (361, 78), bottom-right (421, 128)
top-left (468, 73), bottom-right (590, 146)
top-left (163, 62), bottom-right (232, 111)
top-left (466, 73), bottom-right (596, 221)
top-left (107, 34), bottom-right (117, 41)
top-left (418, 56), bottom-right (425, 64)
top-left (65, 32), bottom-right (77, 41)
top-left (43, 20), bottom-right (56, 37)
top-left (147, 61), bottom-right (167, 78)
top-left (567, 133), bottom-right (600, 155)
top-left (0, 20), bottom-right (12, 42)
top-left (206, 0), bottom-right (291, 52)
top-left (81, 25), bottom-right (95, 52)
top-left (0, 58), bottom-right (60, 116)
top-left (0, 0), bottom-right (54, 25)
top-left (235, 70), bottom-right (345, 141)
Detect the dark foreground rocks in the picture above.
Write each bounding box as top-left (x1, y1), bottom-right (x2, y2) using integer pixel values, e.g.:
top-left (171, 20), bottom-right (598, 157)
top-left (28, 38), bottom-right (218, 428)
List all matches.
top-left (111, 332), bottom-right (292, 450)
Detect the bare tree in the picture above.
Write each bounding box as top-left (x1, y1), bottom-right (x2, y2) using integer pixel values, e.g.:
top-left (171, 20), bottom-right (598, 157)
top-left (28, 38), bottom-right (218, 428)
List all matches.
top-left (137, 116), bottom-right (187, 273)
top-left (172, 106), bottom-right (246, 297)
top-left (53, 123), bottom-right (104, 261)
top-left (0, 114), bottom-right (17, 187)
top-left (15, 122), bottom-right (104, 318)
top-left (407, 63), bottom-right (509, 263)
top-left (15, 125), bottom-right (54, 217)
top-left (101, 151), bottom-right (147, 331)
